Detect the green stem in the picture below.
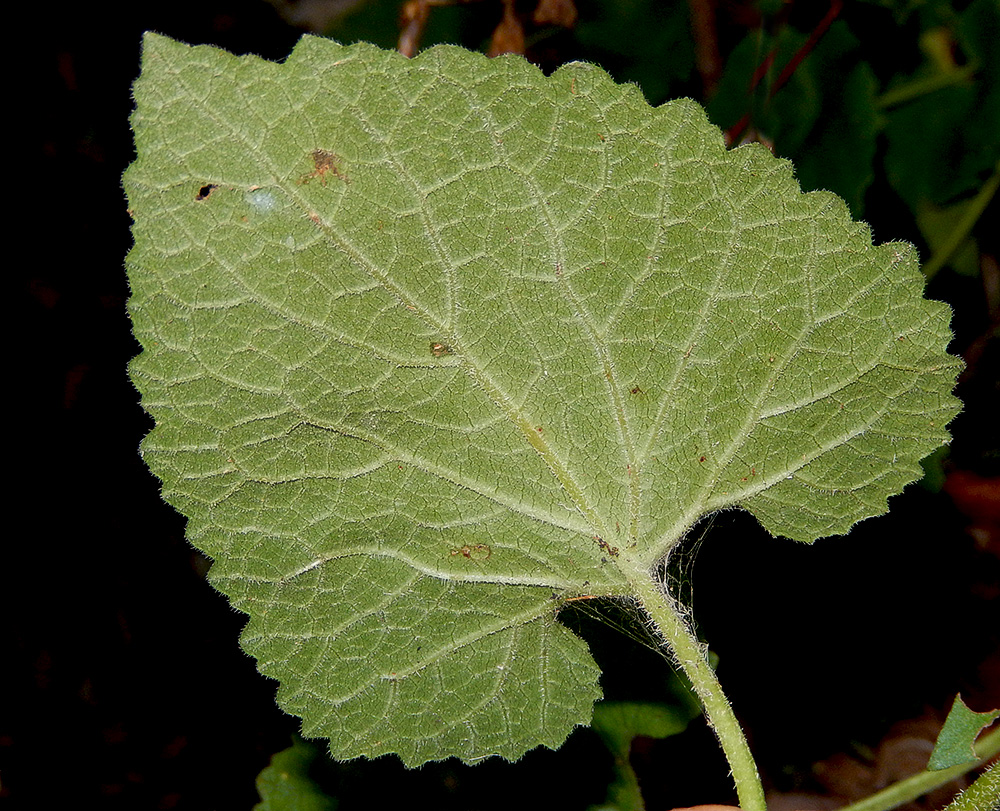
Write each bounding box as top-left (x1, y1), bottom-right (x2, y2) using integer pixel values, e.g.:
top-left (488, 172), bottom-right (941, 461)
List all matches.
top-left (921, 159), bottom-right (1000, 280)
top-left (626, 563), bottom-right (766, 811)
top-left (622, 559), bottom-right (998, 811)
top-left (604, 750), bottom-right (647, 811)
top-left (836, 725), bottom-right (1000, 811)
top-left (875, 64), bottom-right (978, 109)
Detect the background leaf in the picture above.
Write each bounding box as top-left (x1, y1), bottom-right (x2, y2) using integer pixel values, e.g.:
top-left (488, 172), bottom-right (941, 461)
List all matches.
top-left (707, 21), bottom-right (878, 218)
top-left (590, 699), bottom-right (700, 811)
top-left (883, 0), bottom-right (1000, 212)
top-left (126, 34), bottom-right (960, 766)
top-left (254, 737), bottom-right (338, 811)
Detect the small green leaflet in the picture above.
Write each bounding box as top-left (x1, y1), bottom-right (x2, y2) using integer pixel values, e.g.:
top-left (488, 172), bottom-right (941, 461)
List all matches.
top-left (126, 33), bottom-right (961, 765)
top-left (254, 737), bottom-right (337, 811)
top-left (929, 695), bottom-right (1000, 771)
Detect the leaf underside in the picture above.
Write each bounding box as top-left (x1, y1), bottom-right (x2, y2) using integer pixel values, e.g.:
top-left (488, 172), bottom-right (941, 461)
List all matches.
top-left (125, 34), bottom-right (961, 765)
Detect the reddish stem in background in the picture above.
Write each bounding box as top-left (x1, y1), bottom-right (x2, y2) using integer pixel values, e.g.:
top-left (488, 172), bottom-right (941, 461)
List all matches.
top-left (687, 0), bottom-right (723, 97)
top-left (726, 0), bottom-right (843, 146)
top-left (771, 0), bottom-right (843, 95)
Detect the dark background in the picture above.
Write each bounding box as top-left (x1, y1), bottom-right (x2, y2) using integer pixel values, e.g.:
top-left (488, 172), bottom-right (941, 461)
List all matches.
top-left (13, 1), bottom-right (999, 809)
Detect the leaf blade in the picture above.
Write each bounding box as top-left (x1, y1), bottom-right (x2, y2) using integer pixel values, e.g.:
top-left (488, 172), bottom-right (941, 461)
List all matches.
top-left (126, 33), bottom-right (961, 764)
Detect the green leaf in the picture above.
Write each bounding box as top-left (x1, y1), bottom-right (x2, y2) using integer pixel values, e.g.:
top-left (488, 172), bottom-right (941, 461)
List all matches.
top-left (592, 699), bottom-right (699, 758)
top-left (929, 695), bottom-right (1000, 771)
top-left (126, 34), bottom-right (961, 766)
top-left (591, 700), bottom-right (698, 811)
top-left (254, 737), bottom-right (337, 811)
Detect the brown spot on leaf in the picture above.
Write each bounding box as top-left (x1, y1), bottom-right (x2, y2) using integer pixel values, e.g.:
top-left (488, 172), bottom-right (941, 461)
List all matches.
top-left (430, 341), bottom-right (452, 357)
top-left (596, 537), bottom-right (619, 557)
top-left (450, 544), bottom-right (491, 561)
top-left (299, 149), bottom-right (347, 186)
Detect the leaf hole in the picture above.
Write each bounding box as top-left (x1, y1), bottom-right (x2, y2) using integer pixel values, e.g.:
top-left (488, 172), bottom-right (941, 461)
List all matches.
top-left (195, 184), bottom-right (218, 201)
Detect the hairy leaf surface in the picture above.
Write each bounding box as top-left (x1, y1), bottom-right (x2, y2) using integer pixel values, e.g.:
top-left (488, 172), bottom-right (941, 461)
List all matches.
top-left (126, 33), bottom-right (960, 765)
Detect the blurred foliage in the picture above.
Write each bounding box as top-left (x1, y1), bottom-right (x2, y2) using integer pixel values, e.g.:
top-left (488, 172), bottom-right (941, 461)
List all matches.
top-left (572, 0), bottom-right (695, 105)
top-left (883, 0), bottom-right (999, 210)
top-left (707, 20), bottom-right (878, 217)
top-left (589, 696), bottom-right (702, 811)
top-left (254, 737), bottom-right (338, 811)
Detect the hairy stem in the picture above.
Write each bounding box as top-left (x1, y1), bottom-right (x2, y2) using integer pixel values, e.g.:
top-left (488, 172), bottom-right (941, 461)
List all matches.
top-left (626, 563), bottom-right (766, 811)
top-left (945, 761), bottom-right (999, 811)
